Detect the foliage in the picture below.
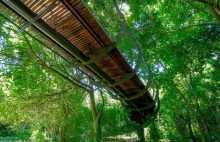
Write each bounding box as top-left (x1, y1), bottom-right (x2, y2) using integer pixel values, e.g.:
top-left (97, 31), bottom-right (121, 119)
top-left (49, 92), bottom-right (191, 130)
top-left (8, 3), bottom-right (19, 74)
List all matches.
top-left (123, 0), bottom-right (220, 141)
top-left (0, 0), bottom-right (220, 141)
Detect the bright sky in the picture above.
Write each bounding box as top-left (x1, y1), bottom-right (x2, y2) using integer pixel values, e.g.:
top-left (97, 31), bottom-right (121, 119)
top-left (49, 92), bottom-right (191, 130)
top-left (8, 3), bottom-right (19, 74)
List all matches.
top-left (120, 3), bottom-right (130, 13)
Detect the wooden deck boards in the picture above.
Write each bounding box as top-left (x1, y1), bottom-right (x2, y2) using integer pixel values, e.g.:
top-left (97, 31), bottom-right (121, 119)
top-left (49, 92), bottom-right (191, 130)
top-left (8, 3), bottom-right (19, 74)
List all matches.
top-left (0, 0), bottom-right (156, 124)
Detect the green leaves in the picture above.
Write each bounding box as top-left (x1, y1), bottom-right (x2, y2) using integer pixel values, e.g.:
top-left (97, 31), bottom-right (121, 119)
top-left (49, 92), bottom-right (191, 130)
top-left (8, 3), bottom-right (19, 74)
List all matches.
top-left (0, 0), bottom-right (219, 141)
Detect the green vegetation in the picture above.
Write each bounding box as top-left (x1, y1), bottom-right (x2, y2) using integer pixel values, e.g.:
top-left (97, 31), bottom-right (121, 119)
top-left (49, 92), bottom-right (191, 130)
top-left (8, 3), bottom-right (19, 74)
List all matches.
top-left (0, 0), bottom-right (219, 141)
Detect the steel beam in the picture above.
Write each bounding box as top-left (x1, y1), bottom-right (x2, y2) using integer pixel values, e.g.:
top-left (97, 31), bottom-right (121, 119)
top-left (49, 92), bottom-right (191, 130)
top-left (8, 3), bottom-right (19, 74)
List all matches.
top-left (1, 0), bottom-right (128, 96)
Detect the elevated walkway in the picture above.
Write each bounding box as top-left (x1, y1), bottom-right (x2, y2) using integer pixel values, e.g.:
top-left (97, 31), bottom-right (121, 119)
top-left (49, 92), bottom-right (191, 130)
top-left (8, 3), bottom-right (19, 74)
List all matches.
top-left (0, 0), bottom-right (159, 124)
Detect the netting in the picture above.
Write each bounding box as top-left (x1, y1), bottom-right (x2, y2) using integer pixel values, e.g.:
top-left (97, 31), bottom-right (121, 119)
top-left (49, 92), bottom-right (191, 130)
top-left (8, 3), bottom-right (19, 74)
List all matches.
top-left (0, 0), bottom-right (160, 140)
top-left (83, 0), bottom-right (159, 110)
top-left (83, 0), bottom-right (150, 81)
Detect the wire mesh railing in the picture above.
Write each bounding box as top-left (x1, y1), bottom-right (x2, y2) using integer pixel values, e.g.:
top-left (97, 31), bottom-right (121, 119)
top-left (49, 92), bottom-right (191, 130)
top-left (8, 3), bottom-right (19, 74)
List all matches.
top-left (83, 0), bottom-right (151, 84)
top-left (82, 0), bottom-right (160, 118)
top-left (0, 0), bottom-right (159, 125)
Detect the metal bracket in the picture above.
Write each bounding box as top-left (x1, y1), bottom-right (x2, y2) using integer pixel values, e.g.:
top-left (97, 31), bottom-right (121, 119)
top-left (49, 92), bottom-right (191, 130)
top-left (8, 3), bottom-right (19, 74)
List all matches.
top-left (16, 1), bottom-right (57, 34)
top-left (110, 73), bottom-right (154, 101)
top-left (130, 102), bottom-right (156, 111)
top-left (112, 87), bottom-right (148, 101)
top-left (71, 44), bottom-right (115, 68)
top-left (111, 72), bottom-right (135, 86)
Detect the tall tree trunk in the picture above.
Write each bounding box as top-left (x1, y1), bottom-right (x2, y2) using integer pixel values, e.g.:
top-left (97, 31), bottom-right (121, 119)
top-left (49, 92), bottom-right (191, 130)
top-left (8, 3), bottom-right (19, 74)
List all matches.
top-left (58, 122), bottom-right (64, 142)
top-left (149, 122), bottom-right (160, 142)
top-left (170, 79), bottom-right (206, 142)
top-left (193, 101), bottom-right (206, 142)
top-left (207, 6), bottom-right (220, 24)
top-left (185, 72), bottom-right (206, 142)
top-left (89, 90), bottom-right (101, 142)
top-left (137, 126), bottom-right (145, 142)
top-left (186, 109), bottom-right (195, 141)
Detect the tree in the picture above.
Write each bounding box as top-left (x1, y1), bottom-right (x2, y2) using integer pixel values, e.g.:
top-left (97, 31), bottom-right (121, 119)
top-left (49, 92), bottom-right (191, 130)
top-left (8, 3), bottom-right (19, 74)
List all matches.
top-left (122, 0), bottom-right (220, 141)
top-left (0, 12), bottom-right (104, 141)
top-left (0, 0), bottom-right (219, 141)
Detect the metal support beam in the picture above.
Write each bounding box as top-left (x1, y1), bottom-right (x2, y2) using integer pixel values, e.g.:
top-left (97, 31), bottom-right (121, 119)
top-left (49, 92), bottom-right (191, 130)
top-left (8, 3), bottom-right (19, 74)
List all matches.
top-left (112, 87), bottom-right (149, 101)
top-left (72, 45), bottom-right (115, 68)
top-left (16, 1), bottom-right (57, 34)
top-left (1, 0), bottom-right (128, 96)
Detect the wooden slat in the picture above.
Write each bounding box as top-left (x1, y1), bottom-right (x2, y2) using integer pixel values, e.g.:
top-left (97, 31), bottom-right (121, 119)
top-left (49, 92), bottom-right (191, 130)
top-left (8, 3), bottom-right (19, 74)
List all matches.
top-left (1, 0), bottom-right (156, 123)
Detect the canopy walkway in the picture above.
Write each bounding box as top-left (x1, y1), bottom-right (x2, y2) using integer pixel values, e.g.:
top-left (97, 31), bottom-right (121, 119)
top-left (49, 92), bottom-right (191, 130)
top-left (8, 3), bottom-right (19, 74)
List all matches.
top-left (0, 0), bottom-right (159, 125)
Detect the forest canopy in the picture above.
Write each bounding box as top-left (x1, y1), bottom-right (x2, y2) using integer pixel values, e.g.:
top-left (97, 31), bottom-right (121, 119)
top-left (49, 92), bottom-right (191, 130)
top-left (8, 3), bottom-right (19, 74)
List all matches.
top-left (0, 0), bottom-right (219, 142)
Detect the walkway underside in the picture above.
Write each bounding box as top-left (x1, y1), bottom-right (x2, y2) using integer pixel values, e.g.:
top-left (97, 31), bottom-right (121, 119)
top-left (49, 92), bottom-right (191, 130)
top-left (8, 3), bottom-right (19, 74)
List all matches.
top-left (0, 0), bottom-right (159, 124)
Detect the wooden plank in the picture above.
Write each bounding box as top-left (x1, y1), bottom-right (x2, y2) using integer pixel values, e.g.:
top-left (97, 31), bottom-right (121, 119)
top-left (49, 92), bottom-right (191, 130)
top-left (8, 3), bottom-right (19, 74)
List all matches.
top-left (2, 0), bottom-right (156, 122)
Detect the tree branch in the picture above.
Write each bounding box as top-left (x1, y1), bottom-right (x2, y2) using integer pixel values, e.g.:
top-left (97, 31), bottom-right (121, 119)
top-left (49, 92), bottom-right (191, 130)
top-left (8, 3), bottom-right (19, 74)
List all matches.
top-left (160, 23), bottom-right (219, 34)
top-left (159, 61), bottom-right (188, 103)
top-left (22, 33), bottom-right (90, 92)
top-left (98, 89), bottom-right (105, 119)
top-left (17, 88), bottom-right (72, 100)
top-left (183, 0), bottom-right (210, 14)
top-left (195, 0), bottom-right (215, 5)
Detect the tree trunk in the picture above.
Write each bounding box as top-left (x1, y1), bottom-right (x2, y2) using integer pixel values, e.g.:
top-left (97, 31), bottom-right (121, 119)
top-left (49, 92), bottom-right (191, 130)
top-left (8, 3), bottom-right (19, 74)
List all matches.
top-left (207, 6), bottom-right (220, 24)
top-left (193, 101), bottom-right (206, 142)
top-left (137, 126), bottom-right (145, 142)
top-left (94, 117), bottom-right (101, 142)
top-left (89, 90), bottom-right (101, 142)
top-left (58, 122), bottom-right (64, 142)
top-left (170, 79), bottom-right (206, 142)
top-left (149, 122), bottom-right (160, 142)
top-left (186, 109), bottom-right (195, 141)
